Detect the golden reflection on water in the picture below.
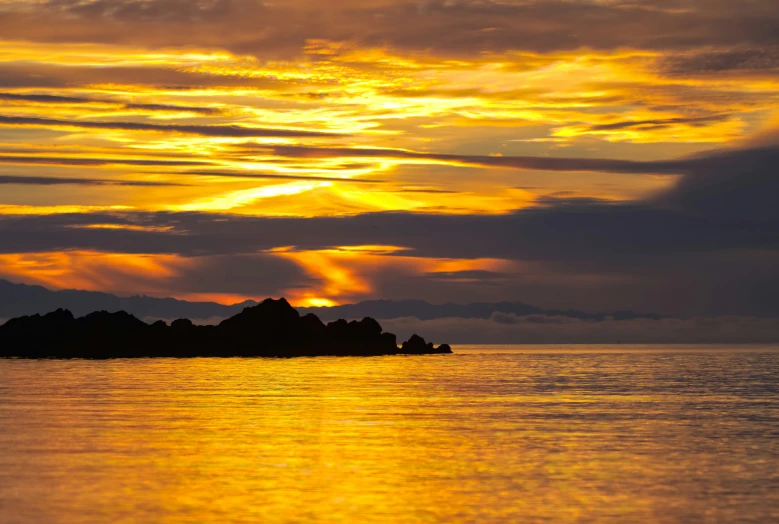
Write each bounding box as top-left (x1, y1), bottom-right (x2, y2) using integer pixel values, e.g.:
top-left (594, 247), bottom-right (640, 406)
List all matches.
top-left (1, 346), bottom-right (778, 523)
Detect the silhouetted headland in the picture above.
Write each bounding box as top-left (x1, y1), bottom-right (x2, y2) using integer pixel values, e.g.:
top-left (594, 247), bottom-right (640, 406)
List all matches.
top-left (0, 298), bottom-right (452, 359)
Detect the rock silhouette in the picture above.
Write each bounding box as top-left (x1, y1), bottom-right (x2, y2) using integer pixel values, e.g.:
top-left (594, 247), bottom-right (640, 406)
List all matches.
top-left (0, 298), bottom-right (452, 359)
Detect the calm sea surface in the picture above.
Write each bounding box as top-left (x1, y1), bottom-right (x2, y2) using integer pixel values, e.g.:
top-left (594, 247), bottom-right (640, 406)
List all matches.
top-left (1, 345), bottom-right (778, 523)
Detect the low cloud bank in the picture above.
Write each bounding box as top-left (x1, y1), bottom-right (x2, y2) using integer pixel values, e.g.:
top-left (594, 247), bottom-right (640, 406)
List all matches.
top-left (380, 314), bottom-right (779, 344)
top-left (134, 313), bottom-right (779, 345)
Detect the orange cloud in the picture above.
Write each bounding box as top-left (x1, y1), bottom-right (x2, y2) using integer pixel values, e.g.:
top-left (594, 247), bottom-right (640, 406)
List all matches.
top-left (0, 251), bottom-right (188, 295)
top-left (277, 246), bottom-right (516, 306)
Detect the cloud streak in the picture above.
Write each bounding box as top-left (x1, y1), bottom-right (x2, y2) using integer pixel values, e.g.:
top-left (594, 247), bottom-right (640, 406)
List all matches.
top-left (0, 175), bottom-right (185, 186)
top-left (249, 145), bottom-right (684, 174)
top-left (0, 92), bottom-right (222, 115)
top-left (0, 155), bottom-right (209, 167)
top-left (178, 170), bottom-right (385, 184)
top-left (0, 115), bottom-right (345, 138)
top-left (246, 144), bottom-right (766, 176)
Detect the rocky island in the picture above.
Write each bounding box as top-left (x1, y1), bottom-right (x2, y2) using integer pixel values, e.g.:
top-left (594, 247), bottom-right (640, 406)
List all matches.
top-left (0, 297), bottom-right (451, 359)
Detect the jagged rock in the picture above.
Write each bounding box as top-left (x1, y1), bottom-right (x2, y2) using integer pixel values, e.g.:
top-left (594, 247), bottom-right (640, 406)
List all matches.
top-left (380, 332), bottom-right (397, 348)
top-left (401, 334), bottom-right (452, 354)
top-left (0, 297), bottom-right (452, 359)
top-left (401, 334), bottom-right (431, 353)
top-left (220, 298), bottom-right (300, 334)
top-left (171, 318), bottom-right (194, 330)
top-left (300, 313), bottom-right (327, 340)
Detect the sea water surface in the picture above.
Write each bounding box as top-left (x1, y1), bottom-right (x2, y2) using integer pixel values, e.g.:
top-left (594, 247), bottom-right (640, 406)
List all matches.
top-left (1, 345), bottom-right (778, 523)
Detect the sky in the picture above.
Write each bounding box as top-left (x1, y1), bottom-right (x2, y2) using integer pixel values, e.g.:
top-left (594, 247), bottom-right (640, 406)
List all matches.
top-left (0, 0), bottom-right (777, 315)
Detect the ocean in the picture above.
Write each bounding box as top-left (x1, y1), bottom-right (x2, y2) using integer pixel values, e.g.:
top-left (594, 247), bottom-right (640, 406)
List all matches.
top-left (1, 345), bottom-right (777, 523)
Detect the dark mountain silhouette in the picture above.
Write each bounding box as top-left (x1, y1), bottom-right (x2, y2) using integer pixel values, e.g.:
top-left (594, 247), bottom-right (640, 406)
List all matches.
top-left (0, 297), bottom-right (451, 359)
top-left (0, 279), bottom-right (662, 322)
top-left (0, 279), bottom-right (254, 320)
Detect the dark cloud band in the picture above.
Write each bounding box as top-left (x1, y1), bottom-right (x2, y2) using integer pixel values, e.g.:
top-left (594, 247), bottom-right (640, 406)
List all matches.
top-left (0, 175), bottom-right (185, 187)
top-left (0, 92), bottom-right (221, 115)
top-left (178, 170), bottom-right (385, 183)
top-left (3, 0), bottom-right (779, 58)
top-left (0, 154), bottom-right (209, 167)
top-left (240, 144), bottom-right (689, 175)
top-left (0, 115), bottom-right (345, 138)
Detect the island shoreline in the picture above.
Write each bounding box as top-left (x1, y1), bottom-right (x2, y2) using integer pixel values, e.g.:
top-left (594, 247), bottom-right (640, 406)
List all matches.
top-left (0, 297), bottom-right (452, 359)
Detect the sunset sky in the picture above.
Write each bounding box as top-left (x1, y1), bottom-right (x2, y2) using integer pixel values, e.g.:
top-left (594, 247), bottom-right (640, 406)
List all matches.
top-left (0, 0), bottom-right (777, 315)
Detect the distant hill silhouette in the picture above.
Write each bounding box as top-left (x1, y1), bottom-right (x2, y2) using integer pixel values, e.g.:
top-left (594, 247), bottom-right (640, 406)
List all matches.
top-left (0, 279), bottom-right (662, 322)
top-left (0, 279), bottom-right (253, 320)
top-left (0, 298), bottom-right (451, 359)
